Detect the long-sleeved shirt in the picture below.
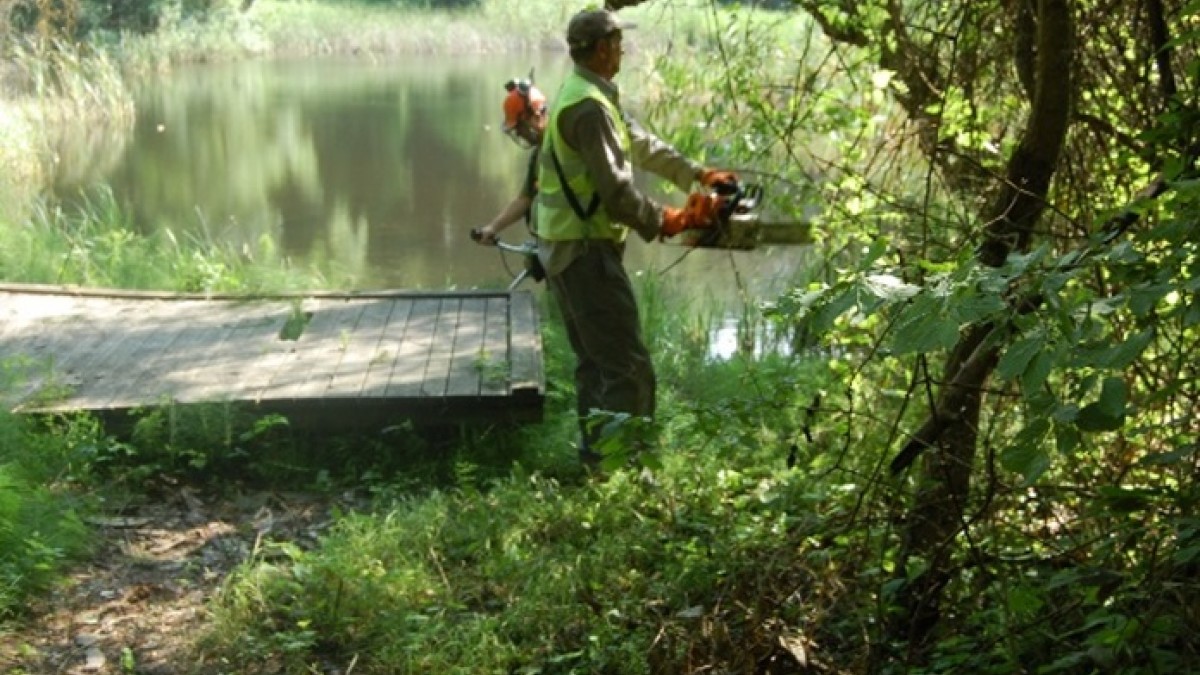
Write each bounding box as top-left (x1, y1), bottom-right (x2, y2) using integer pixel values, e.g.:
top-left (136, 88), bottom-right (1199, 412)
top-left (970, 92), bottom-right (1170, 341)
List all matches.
top-left (539, 64), bottom-right (702, 277)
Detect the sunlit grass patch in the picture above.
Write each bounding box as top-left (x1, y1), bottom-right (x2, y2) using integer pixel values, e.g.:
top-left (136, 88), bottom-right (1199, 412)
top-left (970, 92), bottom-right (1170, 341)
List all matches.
top-left (0, 102), bottom-right (43, 217)
top-left (0, 186), bottom-right (356, 291)
top-left (8, 38), bottom-right (133, 124)
top-left (1, 38), bottom-right (133, 222)
top-left (115, 0), bottom-right (570, 70)
top-left (203, 447), bottom-right (845, 674)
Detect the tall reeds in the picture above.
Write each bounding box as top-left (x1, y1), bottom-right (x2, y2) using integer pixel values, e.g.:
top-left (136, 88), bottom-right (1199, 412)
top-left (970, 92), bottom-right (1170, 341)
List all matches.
top-left (8, 36), bottom-right (133, 123)
top-left (0, 36), bottom-right (133, 222)
top-left (1, 186), bottom-right (343, 291)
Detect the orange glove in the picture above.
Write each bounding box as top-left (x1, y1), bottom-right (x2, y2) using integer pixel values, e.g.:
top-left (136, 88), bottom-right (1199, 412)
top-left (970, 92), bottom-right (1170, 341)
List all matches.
top-left (661, 193), bottom-right (722, 238)
top-left (661, 206), bottom-right (694, 237)
top-left (684, 192), bottom-right (722, 226)
top-left (700, 168), bottom-right (739, 190)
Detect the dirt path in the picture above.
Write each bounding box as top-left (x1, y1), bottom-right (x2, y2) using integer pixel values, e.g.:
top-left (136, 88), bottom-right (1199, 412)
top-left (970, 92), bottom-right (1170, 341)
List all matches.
top-left (0, 487), bottom-right (351, 674)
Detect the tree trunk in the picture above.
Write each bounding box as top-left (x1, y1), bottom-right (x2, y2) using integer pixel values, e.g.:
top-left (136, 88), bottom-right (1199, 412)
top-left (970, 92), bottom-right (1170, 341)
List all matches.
top-left (887, 0), bottom-right (1074, 657)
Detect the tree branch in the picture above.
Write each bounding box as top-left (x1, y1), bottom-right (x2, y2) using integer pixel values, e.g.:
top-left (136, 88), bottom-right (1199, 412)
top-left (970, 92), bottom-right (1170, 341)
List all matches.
top-left (1144, 0), bottom-right (1177, 102)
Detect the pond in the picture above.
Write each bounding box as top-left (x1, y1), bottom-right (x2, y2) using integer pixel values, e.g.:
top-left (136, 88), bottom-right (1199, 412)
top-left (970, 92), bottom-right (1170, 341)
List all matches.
top-left (50, 52), bottom-right (808, 316)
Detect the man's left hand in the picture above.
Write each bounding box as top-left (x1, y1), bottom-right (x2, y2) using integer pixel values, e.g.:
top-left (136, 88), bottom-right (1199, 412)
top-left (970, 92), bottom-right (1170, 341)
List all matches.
top-left (684, 192), bottom-right (723, 228)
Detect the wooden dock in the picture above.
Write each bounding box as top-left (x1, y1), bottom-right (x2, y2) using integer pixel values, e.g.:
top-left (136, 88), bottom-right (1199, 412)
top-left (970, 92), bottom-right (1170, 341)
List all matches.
top-left (0, 284), bottom-right (544, 428)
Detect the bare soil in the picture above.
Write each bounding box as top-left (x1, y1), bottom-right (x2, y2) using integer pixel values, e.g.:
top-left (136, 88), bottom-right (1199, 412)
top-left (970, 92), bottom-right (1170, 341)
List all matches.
top-left (0, 486), bottom-right (353, 675)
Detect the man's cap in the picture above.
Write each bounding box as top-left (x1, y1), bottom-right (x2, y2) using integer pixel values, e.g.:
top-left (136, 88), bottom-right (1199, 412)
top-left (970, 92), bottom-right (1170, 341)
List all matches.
top-left (566, 8), bottom-right (636, 49)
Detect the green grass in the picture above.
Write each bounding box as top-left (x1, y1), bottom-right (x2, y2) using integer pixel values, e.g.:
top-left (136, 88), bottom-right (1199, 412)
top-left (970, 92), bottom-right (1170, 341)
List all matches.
top-left (1, 37), bottom-right (134, 224)
top-left (110, 0), bottom-right (577, 72)
top-left (204, 455), bottom-right (843, 674)
top-left (0, 407), bottom-right (101, 620)
top-left (0, 186), bottom-right (356, 292)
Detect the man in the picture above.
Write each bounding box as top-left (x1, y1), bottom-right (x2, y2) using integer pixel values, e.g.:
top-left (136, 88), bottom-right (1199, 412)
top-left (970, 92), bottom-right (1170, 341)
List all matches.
top-left (536, 7), bottom-right (737, 466)
top-left (474, 77), bottom-right (549, 245)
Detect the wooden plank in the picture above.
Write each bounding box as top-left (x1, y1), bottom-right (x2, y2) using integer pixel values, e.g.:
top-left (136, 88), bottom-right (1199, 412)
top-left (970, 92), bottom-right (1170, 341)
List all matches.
top-left (86, 302), bottom-right (208, 409)
top-left (147, 302), bottom-right (247, 404)
top-left (444, 297), bottom-right (486, 397)
top-left (163, 301), bottom-right (279, 404)
top-left (15, 297), bottom-right (123, 399)
top-left (386, 298), bottom-right (440, 398)
top-left (133, 302), bottom-right (247, 406)
top-left (298, 297), bottom-right (391, 400)
top-left (0, 294), bottom-right (93, 404)
top-left (261, 298), bottom-right (366, 401)
top-left (0, 287), bottom-right (545, 424)
top-left (332, 298), bottom-right (407, 399)
top-left (479, 296), bottom-right (510, 397)
top-left (287, 299), bottom-right (376, 400)
top-left (180, 303), bottom-right (294, 403)
top-left (508, 290), bottom-right (543, 394)
top-left (217, 301), bottom-right (304, 403)
top-left (420, 298), bottom-right (460, 398)
top-left (34, 298), bottom-right (160, 409)
top-left (358, 299), bottom-right (413, 399)
top-left (244, 298), bottom-right (323, 401)
top-left (36, 298), bottom-right (122, 369)
top-left (64, 299), bottom-right (198, 407)
top-left (0, 293), bottom-right (76, 350)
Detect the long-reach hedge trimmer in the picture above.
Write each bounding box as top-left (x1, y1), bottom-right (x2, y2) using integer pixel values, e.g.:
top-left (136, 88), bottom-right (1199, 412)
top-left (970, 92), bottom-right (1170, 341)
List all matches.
top-left (470, 228), bottom-right (544, 290)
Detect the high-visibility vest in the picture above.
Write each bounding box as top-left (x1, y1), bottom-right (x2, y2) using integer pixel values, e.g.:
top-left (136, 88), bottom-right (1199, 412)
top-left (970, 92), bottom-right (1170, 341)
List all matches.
top-left (536, 72), bottom-right (632, 242)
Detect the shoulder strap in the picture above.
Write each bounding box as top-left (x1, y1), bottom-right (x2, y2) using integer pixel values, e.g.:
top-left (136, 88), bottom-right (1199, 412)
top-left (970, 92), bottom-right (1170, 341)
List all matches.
top-left (549, 144), bottom-right (600, 222)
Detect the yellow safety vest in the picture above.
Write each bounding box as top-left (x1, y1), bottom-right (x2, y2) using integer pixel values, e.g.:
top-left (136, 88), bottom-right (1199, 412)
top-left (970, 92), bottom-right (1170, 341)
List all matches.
top-left (536, 72), bottom-right (632, 242)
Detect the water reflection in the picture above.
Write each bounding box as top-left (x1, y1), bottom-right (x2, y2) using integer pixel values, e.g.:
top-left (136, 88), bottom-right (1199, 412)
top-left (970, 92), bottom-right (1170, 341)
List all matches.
top-left (51, 55), bottom-right (566, 289)
top-left (50, 54), bottom-right (810, 310)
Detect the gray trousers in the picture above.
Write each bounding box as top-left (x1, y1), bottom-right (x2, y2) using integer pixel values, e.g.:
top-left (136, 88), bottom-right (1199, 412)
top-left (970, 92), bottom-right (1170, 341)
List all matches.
top-left (547, 241), bottom-right (655, 456)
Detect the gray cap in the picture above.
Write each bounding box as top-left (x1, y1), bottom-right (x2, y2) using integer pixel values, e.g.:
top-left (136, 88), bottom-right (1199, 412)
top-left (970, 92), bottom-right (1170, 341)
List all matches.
top-left (567, 8), bottom-right (636, 49)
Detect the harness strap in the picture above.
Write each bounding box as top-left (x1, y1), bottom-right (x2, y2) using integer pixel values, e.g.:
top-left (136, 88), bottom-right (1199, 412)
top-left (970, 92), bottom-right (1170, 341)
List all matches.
top-left (549, 146), bottom-right (600, 222)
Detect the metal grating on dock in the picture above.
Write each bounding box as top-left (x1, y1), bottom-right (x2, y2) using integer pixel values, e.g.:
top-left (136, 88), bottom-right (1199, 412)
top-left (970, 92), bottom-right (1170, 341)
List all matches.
top-left (0, 284), bottom-right (544, 427)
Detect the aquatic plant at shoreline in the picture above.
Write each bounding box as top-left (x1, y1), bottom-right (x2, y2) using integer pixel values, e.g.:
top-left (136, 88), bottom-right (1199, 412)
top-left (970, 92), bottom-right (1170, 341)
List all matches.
top-left (0, 186), bottom-right (354, 292)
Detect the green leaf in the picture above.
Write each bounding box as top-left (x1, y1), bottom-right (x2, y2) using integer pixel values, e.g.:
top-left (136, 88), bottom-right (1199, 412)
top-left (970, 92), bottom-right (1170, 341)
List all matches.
top-left (1001, 418), bottom-right (1051, 484)
top-left (892, 317), bottom-right (959, 354)
top-left (1140, 443), bottom-right (1198, 466)
top-left (1102, 329), bottom-right (1154, 369)
top-left (887, 296), bottom-right (959, 354)
top-left (1002, 244), bottom-right (1049, 276)
top-left (1076, 406), bottom-right (1122, 432)
top-left (1174, 544), bottom-right (1200, 565)
top-left (1007, 584), bottom-right (1045, 616)
top-left (1129, 283), bottom-right (1172, 317)
top-left (862, 237), bottom-right (891, 266)
top-left (1075, 377), bottom-right (1128, 432)
top-left (996, 334), bottom-right (1045, 381)
top-left (1071, 329), bottom-right (1154, 370)
top-left (1055, 422), bottom-right (1081, 455)
top-left (811, 283), bottom-right (860, 332)
top-left (1096, 486), bottom-right (1157, 513)
top-left (951, 292), bottom-right (1007, 324)
top-left (1095, 377), bottom-right (1128, 417)
top-left (1021, 349), bottom-right (1057, 396)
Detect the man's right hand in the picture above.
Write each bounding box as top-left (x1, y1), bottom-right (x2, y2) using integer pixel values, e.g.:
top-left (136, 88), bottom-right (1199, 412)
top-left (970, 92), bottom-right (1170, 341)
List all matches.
top-left (661, 193), bottom-right (723, 238)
